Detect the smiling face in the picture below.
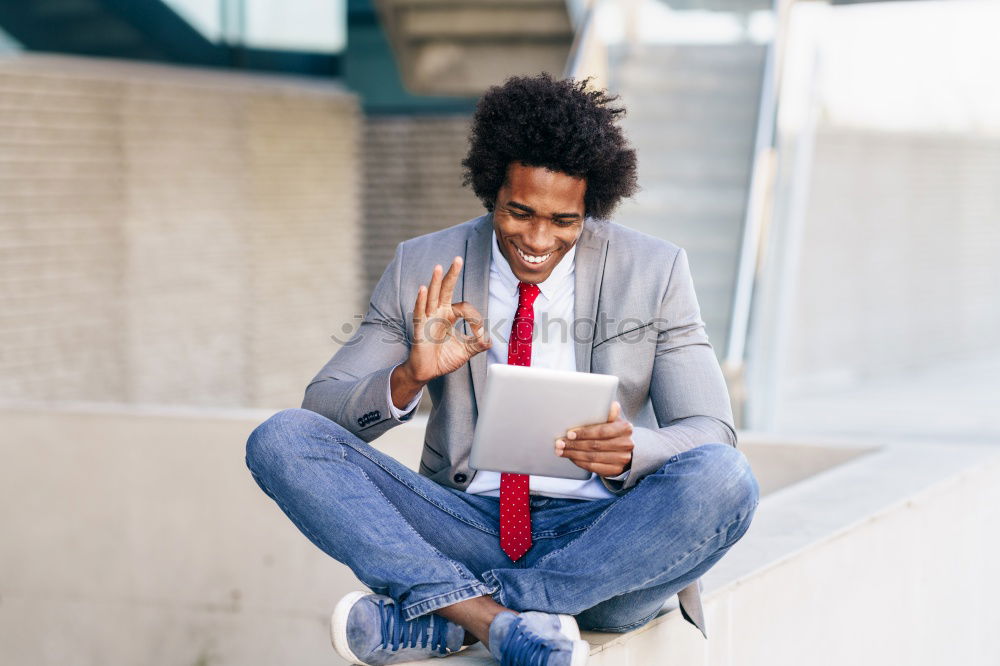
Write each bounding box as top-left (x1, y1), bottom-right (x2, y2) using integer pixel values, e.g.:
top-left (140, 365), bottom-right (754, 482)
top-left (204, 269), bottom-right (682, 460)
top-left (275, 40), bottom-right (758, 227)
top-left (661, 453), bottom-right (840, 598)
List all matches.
top-left (492, 162), bottom-right (587, 284)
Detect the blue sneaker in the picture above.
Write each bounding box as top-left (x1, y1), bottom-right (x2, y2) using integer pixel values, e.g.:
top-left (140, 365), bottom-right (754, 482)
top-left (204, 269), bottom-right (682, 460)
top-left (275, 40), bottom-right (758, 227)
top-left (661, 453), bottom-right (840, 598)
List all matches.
top-left (330, 591), bottom-right (467, 665)
top-left (488, 611), bottom-right (589, 666)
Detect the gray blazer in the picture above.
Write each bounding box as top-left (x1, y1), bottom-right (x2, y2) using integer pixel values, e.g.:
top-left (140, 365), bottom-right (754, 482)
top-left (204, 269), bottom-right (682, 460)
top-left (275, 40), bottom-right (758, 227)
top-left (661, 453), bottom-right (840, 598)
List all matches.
top-left (303, 212), bottom-right (736, 638)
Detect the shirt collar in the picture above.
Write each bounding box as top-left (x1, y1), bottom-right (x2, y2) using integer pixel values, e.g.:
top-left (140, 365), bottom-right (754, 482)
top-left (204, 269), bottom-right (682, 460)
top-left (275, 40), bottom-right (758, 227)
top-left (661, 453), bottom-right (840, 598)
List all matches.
top-left (491, 227), bottom-right (576, 302)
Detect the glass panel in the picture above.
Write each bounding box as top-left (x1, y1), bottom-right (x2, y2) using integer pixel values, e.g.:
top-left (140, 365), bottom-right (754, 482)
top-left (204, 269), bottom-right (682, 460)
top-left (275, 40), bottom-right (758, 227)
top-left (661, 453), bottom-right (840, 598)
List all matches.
top-left (163, 0), bottom-right (224, 41)
top-left (244, 0), bottom-right (345, 53)
top-left (0, 25), bottom-right (23, 53)
top-left (162, 0), bottom-right (345, 53)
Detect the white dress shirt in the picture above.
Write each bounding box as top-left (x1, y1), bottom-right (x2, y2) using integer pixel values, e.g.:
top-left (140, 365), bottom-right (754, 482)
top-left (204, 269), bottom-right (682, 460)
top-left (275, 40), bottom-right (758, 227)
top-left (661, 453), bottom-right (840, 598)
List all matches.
top-left (387, 229), bottom-right (620, 500)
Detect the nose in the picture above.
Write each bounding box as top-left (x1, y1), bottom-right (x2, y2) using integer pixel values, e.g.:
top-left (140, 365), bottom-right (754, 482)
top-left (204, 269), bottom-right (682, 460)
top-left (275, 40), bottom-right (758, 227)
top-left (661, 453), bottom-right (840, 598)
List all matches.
top-left (522, 222), bottom-right (554, 254)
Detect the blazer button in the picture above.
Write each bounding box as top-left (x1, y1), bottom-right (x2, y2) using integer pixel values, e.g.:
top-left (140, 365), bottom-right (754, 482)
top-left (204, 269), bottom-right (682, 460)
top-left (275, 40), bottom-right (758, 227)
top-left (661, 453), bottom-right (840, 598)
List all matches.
top-left (453, 473), bottom-right (467, 483)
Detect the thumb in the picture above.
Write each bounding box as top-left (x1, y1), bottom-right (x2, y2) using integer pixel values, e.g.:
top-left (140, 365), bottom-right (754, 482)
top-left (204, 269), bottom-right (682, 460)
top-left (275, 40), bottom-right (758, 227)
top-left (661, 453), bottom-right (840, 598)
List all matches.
top-left (608, 400), bottom-right (621, 423)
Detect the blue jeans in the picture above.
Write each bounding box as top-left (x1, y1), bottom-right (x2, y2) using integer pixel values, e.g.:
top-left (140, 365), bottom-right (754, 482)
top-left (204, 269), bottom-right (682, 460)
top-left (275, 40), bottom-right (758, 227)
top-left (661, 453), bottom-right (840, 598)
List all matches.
top-left (245, 408), bottom-right (759, 633)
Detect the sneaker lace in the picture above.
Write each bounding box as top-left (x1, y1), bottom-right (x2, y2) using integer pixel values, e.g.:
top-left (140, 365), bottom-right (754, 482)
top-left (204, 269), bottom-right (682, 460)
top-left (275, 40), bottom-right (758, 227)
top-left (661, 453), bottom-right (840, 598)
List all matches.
top-left (377, 599), bottom-right (450, 654)
top-left (498, 617), bottom-right (557, 666)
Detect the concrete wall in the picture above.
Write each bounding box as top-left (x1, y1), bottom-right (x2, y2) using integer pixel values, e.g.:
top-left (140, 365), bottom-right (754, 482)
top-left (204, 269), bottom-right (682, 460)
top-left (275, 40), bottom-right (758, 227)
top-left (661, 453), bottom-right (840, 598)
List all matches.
top-left (779, 126), bottom-right (1000, 394)
top-left (0, 407), bottom-right (359, 666)
top-left (0, 54), bottom-right (362, 410)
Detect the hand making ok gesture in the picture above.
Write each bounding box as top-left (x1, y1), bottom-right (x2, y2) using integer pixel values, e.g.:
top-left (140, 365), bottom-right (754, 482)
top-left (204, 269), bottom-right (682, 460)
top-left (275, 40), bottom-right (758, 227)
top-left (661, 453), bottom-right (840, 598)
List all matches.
top-left (403, 256), bottom-right (492, 384)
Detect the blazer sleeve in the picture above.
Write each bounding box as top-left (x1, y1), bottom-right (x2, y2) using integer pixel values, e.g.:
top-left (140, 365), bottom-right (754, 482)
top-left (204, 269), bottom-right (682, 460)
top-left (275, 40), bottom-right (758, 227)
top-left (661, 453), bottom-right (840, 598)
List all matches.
top-left (602, 247), bottom-right (737, 494)
top-left (301, 242), bottom-right (422, 442)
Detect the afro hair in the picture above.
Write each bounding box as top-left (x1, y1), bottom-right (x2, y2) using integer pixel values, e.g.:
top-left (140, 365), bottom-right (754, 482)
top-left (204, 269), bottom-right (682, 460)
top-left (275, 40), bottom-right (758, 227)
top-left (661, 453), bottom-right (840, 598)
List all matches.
top-left (461, 72), bottom-right (639, 221)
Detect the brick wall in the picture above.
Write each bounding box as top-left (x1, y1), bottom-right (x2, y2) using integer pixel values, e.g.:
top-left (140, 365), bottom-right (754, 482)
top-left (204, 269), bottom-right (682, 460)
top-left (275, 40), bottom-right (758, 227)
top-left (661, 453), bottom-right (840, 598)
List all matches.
top-left (361, 115), bottom-right (485, 296)
top-left (0, 54), bottom-right (362, 409)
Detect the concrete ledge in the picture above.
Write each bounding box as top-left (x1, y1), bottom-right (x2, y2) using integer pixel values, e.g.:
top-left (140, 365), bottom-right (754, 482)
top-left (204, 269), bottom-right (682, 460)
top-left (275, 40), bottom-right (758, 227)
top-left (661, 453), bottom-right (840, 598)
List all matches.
top-left (2, 406), bottom-right (998, 665)
top-left (582, 435), bottom-right (1000, 665)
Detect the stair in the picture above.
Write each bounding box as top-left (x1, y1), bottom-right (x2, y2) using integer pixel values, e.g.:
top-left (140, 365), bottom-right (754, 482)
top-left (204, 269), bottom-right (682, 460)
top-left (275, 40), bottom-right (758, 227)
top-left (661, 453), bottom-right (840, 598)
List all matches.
top-left (611, 42), bottom-right (766, 357)
top-left (371, 0), bottom-right (574, 96)
top-left (658, 0), bottom-right (773, 11)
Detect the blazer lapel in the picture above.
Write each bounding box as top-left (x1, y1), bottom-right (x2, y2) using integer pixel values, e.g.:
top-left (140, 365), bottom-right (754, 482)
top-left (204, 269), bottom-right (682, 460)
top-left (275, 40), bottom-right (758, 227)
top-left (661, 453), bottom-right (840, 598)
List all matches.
top-left (463, 214), bottom-right (493, 418)
top-left (574, 218), bottom-right (610, 373)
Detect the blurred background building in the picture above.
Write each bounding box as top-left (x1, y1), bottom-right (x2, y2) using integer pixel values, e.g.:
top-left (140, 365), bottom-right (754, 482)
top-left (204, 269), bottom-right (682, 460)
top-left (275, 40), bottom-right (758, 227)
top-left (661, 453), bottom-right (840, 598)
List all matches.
top-left (2, 0), bottom-right (998, 664)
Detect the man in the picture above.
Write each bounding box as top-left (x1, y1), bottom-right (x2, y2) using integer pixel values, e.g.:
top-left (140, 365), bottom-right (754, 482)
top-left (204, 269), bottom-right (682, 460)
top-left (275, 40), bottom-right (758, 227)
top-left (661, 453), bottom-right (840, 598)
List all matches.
top-left (246, 73), bottom-right (759, 666)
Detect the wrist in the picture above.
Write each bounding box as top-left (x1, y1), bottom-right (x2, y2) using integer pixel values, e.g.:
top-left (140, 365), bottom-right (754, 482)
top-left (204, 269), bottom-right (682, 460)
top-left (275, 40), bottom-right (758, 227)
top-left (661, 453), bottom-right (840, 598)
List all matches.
top-left (396, 360), bottom-right (427, 390)
top-left (389, 362), bottom-right (424, 412)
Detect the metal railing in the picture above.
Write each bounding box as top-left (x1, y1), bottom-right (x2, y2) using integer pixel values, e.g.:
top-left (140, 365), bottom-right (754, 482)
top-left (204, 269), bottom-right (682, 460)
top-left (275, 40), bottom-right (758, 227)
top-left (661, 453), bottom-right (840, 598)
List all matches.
top-left (563, 0), bottom-right (607, 85)
top-left (723, 0), bottom-right (796, 427)
top-left (562, 0), bottom-right (795, 428)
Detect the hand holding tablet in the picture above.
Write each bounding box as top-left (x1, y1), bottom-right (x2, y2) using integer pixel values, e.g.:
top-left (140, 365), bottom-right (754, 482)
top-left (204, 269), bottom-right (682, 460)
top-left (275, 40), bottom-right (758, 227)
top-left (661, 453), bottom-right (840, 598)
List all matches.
top-left (555, 399), bottom-right (635, 478)
top-left (469, 364), bottom-right (629, 480)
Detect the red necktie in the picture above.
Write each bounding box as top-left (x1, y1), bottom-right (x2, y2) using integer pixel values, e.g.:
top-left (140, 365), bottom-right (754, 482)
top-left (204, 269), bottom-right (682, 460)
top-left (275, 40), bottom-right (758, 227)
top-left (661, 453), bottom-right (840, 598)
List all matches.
top-left (499, 281), bottom-right (541, 561)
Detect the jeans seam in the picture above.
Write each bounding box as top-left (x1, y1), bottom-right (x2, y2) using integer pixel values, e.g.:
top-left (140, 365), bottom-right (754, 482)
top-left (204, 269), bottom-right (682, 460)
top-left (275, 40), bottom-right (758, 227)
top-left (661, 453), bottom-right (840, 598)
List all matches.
top-left (582, 606), bottom-right (662, 633)
top-left (342, 438), bottom-right (500, 536)
top-left (532, 527), bottom-right (588, 539)
top-left (357, 465), bottom-right (484, 588)
top-left (340, 436), bottom-right (594, 540)
top-left (252, 434), bottom-right (483, 600)
top-left (527, 469), bottom-right (755, 603)
top-left (631, 508), bottom-right (754, 593)
top-left (401, 583), bottom-right (495, 621)
top-left (247, 465), bottom-right (381, 592)
top-left (303, 433), bottom-right (346, 461)
top-left (530, 493), bottom-right (623, 569)
top-left (727, 498), bottom-right (759, 542)
top-left (481, 570), bottom-right (506, 608)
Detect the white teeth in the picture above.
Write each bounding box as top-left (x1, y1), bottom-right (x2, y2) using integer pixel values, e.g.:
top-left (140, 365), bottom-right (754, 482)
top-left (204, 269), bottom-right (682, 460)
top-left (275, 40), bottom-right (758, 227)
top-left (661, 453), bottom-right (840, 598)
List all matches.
top-left (516, 246), bottom-right (552, 264)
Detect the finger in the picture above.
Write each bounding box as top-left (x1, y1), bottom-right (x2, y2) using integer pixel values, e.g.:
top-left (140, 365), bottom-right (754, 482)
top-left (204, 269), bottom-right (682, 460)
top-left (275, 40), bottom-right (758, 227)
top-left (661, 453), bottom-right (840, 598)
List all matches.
top-left (558, 447), bottom-right (633, 467)
top-left (438, 256), bottom-right (462, 309)
top-left (454, 301), bottom-right (484, 323)
top-left (567, 419), bottom-right (632, 441)
top-left (427, 264), bottom-right (443, 315)
top-left (450, 302), bottom-right (484, 329)
top-left (452, 302), bottom-right (491, 352)
top-left (564, 458), bottom-right (629, 478)
top-left (557, 436), bottom-right (634, 453)
top-left (609, 400), bottom-right (621, 423)
top-left (461, 331), bottom-right (492, 354)
top-left (412, 285), bottom-right (427, 343)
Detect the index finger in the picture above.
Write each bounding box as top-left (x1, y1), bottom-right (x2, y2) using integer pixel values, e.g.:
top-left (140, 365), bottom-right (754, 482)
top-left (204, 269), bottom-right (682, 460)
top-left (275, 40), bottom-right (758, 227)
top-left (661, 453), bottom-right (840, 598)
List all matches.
top-left (568, 419), bottom-right (632, 442)
top-left (439, 256), bottom-right (462, 308)
top-left (567, 402), bottom-right (628, 439)
top-left (412, 285), bottom-right (427, 343)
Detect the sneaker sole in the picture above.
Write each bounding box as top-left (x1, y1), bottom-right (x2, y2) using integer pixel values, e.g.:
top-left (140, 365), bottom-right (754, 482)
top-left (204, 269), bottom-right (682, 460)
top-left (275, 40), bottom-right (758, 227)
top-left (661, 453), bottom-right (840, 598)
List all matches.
top-left (330, 590), bottom-right (369, 665)
top-left (554, 614), bottom-right (589, 666)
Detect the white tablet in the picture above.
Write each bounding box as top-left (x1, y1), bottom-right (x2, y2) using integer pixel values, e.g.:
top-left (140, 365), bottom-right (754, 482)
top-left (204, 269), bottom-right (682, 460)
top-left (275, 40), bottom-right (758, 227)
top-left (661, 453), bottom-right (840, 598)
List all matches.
top-left (469, 364), bottom-right (620, 480)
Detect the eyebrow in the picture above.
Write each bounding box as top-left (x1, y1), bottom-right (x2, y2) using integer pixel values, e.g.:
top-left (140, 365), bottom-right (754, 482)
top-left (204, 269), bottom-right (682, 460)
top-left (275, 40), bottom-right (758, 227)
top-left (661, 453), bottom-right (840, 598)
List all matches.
top-left (505, 200), bottom-right (582, 220)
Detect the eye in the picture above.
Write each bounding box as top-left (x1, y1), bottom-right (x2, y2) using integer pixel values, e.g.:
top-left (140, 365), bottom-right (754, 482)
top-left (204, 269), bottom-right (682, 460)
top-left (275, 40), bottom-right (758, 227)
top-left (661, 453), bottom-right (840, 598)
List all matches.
top-left (508, 210), bottom-right (530, 219)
